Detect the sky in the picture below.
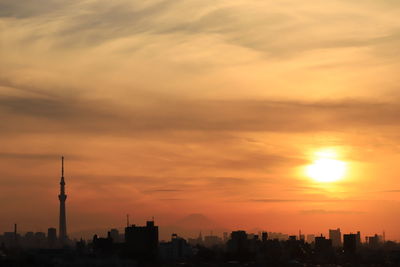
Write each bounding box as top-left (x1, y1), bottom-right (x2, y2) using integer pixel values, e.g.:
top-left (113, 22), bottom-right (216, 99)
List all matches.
top-left (1, 0), bottom-right (400, 240)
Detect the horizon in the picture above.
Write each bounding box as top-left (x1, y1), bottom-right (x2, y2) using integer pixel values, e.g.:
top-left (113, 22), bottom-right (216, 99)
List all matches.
top-left (1, 210), bottom-right (390, 243)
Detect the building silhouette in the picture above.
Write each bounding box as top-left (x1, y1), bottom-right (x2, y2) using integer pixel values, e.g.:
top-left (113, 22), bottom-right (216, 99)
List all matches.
top-left (329, 228), bottom-right (341, 247)
top-left (124, 220), bottom-right (158, 259)
top-left (367, 234), bottom-right (380, 248)
top-left (261, 232), bottom-right (268, 242)
top-left (227, 230), bottom-right (250, 260)
top-left (58, 156), bottom-right (68, 243)
top-left (204, 234), bottom-right (223, 247)
top-left (343, 233), bottom-right (357, 254)
top-left (92, 234), bottom-right (113, 255)
top-left (306, 234), bottom-right (315, 244)
top-left (47, 228), bottom-right (57, 247)
top-left (109, 229), bottom-right (122, 243)
top-left (356, 231), bottom-right (361, 245)
top-left (315, 235), bottom-right (332, 254)
top-left (159, 233), bottom-right (192, 261)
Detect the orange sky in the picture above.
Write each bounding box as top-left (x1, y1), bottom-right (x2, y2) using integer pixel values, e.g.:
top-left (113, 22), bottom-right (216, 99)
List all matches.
top-left (1, 0), bottom-right (400, 240)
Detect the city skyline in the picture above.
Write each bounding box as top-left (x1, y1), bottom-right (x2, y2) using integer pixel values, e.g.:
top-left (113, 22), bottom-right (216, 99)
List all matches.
top-left (0, 159), bottom-right (389, 246)
top-left (0, 157), bottom-right (393, 243)
top-left (2, 0), bottom-right (400, 243)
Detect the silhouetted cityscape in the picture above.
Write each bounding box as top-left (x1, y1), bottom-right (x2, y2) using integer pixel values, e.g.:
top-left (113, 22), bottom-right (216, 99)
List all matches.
top-left (1, 158), bottom-right (400, 267)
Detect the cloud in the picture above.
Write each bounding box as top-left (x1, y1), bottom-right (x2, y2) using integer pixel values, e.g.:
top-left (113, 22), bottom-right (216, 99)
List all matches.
top-left (157, 198), bottom-right (183, 201)
top-left (2, 93), bottom-right (400, 138)
top-left (0, 153), bottom-right (78, 160)
top-left (52, 0), bottom-right (184, 48)
top-left (0, 77), bottom-right (58, 97)
top-left (251, 198), bottom-right (358, 203)
top-left (0, 94), bottom-right (122, 136)
top-left (380, 190), bottom-right (400, 193)
top-left (144, 189), bottom-right (184, 193)
top-left (2, 0), bottom-right (400, 59)
top-left (300, 209), bottom-right (365, 215)
top-left (0, 95), bottom-right (110, 119)
top-left (209, 154), bottom-right (307, 170)
top-left (251, 199), bottom-right (302, 203)
top-left (0, 0), bottom-right (68, 18)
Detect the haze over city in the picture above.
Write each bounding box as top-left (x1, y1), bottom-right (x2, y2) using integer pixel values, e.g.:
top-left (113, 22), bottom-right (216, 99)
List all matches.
top-left (1, 0), bottom-right (400, 243)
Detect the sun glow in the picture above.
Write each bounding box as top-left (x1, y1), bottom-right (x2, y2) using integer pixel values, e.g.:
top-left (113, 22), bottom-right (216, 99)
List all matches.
top-left (306, 150), bottom-right (347, 183)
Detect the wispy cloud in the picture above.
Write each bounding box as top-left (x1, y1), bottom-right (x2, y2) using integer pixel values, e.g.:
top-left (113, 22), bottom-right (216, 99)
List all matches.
top-left (0, 153), bottom-right (79, 160)
top-left (2, 94), bottom-right (400, 136)
top-left (300, 209), bottom-right (365, 215)
top-left (2, 0), bottom-right (400, 58)
top-left (251, 198), bottom-right (359, 203)
top-left (144, 189), bottom-right (184, 193)
top-left (379, 190), bottom-right (400, 193)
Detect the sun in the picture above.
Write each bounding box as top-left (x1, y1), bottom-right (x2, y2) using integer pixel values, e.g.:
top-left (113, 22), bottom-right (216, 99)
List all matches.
top-left (306, 150), bottom-right (347, 183)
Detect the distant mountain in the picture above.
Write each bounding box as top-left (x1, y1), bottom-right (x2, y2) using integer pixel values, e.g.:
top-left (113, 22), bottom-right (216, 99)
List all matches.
top-left (175, 213), bottom-right (219, 229)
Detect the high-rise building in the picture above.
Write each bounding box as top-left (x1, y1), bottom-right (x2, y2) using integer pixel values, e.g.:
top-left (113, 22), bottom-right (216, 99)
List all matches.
top-left (204, 235), bottom-right (223, 247)
top-left (227, 231), bottom-right (248, 254)
top-left (343, 234), bottom-right (357, 254)
top-left (35, 232), bottom-right (46, 247)
top-left (315, 235), bottom-right (332, 253)
top-left (329, 228), bottom-right (341, 247)
top-left (48, 228), bottom-right (57, 247)
top-left (261, 232), bottom-right (268, 242)
top-left (109, 229), bottom-right (120, 243)
top-left (159, 234), bottom-right (192, 261)
top-left (356, 231), bottom-right (361, 245)
top-left (306, 234), bottom-right (315, 244)
top-left (367, 234), bottom-right (380, 248)
top-left (58, 156), bottom-right (68, 243)
top-left (125, 220), bottom-right (159, 259)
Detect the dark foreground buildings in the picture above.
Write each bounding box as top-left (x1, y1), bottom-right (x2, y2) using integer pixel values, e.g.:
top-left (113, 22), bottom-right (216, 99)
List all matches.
top-left (4, 225), bottom-right (400, 267)
top-left (124, 220), bottom-right (159, 259)
top-left (3, 221), bottom-right (400, 267)
top-left (343, 233), bottom-right (358, 254)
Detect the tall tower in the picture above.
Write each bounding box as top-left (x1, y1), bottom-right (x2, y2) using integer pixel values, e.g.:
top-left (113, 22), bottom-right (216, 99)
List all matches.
top-left (58, 156), bottom-right (68, 243)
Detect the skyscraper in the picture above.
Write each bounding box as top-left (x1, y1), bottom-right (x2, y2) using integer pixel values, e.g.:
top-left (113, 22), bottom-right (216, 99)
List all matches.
top-left (315, 235), bottom-right (332, 254)
top-left (329, 228), bottom-right (341, 247)
top-left (125, 220), bottom-right (159, 259)
top-left (58, 156), bottom-right (68, 243)
top-left (48, 228), bottom-right (57, 247)
top-left (343, 234), bottom-right (357, 254)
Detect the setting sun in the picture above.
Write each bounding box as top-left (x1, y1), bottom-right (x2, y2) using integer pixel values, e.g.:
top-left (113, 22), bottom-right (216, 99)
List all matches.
top-left (306, 150), bottom-right (347, 183)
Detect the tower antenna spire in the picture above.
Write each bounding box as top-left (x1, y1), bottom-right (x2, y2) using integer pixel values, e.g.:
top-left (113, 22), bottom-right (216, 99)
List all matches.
top-left (61, 156), bottom-right (64, 177)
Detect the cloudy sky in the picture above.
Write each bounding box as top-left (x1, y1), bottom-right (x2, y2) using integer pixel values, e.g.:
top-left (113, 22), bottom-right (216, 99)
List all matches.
top-left (1, 0), bottom-right (400, 239)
